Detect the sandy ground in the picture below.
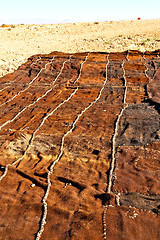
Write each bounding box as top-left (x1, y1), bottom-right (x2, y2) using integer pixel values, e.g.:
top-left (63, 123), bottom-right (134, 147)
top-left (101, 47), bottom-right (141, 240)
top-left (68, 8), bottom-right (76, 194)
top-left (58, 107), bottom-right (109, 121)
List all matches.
top-left (0, 19), bottom-right (160, 77)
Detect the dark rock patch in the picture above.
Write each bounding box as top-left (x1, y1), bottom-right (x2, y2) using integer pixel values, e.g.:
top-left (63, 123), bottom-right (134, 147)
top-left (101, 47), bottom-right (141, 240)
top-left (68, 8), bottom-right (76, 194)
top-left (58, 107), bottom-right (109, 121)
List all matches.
top-left (116, 104), bottom-right (160, 146)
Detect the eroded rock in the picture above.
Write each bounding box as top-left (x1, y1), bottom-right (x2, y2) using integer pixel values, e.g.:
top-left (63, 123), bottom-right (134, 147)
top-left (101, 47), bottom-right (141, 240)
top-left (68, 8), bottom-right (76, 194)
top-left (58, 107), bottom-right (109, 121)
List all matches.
top-left (116, 104), bottom-right (160, 146)
top-left (147, 67), bottom-right (160, 104)
top-left (0, 50), bottom-right (159, 240)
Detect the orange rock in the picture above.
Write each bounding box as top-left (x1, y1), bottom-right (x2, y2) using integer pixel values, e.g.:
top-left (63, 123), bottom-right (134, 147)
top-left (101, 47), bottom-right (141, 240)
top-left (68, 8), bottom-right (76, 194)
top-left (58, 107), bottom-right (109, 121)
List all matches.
top-left (0, 50), bottom-right (159, 239)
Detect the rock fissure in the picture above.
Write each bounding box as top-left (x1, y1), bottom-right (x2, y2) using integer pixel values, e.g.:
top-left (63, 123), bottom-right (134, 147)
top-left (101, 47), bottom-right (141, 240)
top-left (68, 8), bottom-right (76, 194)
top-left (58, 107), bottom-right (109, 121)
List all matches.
top-left (0, 56), bottom-right (72, 131)
top-left (1, 92), bottom-right (82, 183)
top-left (103, 52), bottom-right (129, 240)
top-left (35, 53), bottom-right (110, 240)
top-left (0, 55), bottom-right (75, 182)
top-left (111, 51), bottom-right (160, 212)
top-left (142, 51), bottom-right (145, 60)
top-left (73, 53), bottom-right (89, 84)
top-left (30, 56), bottom-right (41, 67)
top-left (0, 57), bottom-right (42, 96)
top-left (0, 85), bottom-right (10, 92)
top-left (13, 88), bottom-right (79, 168)
top-left (126, 49), bottom-right (129, 61)
top-left (0, 56), bottom-right (55, 109)
top-left (102, 50), bottom-right (159, 239)
top-left (107, 56), bottom-right (128, 194)
top-left (0, 50), bottom-right (159, 240)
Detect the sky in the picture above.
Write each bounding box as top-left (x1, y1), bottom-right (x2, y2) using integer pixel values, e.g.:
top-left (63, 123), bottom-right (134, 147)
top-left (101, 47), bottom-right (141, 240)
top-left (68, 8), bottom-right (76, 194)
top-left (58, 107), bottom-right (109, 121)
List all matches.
top-left (0, 0), bottom-right (159, 24)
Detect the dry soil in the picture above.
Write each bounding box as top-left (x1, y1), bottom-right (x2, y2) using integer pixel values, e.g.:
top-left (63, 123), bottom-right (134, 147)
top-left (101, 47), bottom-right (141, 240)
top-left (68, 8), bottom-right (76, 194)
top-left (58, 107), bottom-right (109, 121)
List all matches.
top-left (0, 19), bottom-right (160, 77)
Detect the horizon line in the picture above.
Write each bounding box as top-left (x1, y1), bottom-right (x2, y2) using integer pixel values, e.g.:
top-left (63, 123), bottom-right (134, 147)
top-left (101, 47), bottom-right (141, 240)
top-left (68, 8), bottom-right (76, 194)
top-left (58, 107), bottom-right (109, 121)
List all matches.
top-left (0, 17), bottom-right (160, 25)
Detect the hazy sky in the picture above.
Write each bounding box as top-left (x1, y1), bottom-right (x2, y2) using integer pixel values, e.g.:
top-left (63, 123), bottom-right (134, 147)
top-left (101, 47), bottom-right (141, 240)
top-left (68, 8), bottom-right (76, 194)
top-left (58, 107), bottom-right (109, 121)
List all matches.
top-left (0, 0), bottom-right (159, 24)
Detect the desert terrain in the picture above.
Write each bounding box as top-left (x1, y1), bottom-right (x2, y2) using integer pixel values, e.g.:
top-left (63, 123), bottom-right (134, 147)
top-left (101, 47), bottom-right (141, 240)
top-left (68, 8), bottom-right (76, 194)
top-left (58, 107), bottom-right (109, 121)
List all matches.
top-left (0, 19), bottom-right (160, 240)
top-left (0, 19), bottom-right (160, 77)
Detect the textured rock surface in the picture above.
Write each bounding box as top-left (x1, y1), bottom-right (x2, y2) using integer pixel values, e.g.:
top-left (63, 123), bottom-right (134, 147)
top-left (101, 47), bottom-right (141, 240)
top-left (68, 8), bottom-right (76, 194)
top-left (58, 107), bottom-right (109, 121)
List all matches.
top-left (0, 50), bottom-right (159, 240)
top-left (116, 104), bottom-right (160, 146)
top-left (147, 67), bottom-right (160, 104)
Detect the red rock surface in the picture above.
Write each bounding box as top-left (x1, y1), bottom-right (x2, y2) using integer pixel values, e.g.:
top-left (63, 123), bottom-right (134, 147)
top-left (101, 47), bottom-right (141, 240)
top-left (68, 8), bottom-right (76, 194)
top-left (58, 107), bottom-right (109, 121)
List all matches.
top-left (0, 50), bottom-right (159, 240)
top-left (147, 67), bottom-right (160, 104)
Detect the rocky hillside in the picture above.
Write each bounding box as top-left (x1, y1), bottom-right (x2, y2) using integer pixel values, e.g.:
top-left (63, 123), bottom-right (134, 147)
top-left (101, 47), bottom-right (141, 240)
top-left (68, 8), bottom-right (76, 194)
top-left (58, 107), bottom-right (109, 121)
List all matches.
top-left (0, 50), bottom-right (159, 239)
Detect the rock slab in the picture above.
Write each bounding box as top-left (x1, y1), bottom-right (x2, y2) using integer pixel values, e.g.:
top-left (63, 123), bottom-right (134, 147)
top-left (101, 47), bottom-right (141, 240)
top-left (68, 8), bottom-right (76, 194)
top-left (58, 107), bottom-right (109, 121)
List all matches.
top-left (0, 50), bottom-right (159, 240)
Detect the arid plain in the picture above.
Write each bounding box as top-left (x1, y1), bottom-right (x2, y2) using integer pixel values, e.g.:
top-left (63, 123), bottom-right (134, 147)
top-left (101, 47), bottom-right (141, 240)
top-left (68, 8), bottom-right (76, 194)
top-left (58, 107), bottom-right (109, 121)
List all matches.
top-left (0, 19), bottom-right (160, 77)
